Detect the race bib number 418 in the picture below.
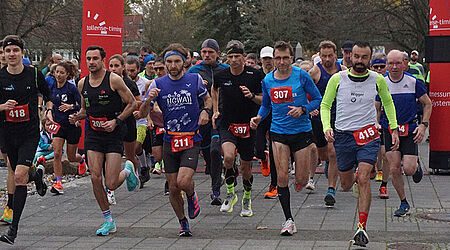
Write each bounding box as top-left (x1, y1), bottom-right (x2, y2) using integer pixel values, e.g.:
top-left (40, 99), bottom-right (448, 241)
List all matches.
top-left (5, 105), bottom-right (30, 122)
top-left (270, 86), bottom-right (293, 104)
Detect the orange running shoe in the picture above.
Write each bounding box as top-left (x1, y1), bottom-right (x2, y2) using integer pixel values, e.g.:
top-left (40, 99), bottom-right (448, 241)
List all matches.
top-left (260, 151), bottom-right (270, 177)
top-left (264, 185), bottom-right (278, 199)
top-left (378, 186), bottom-right (389, 199)
top-left (78, 155), bottom-right (87, 175)
top-left (51, 182), bottom-right (64, 195)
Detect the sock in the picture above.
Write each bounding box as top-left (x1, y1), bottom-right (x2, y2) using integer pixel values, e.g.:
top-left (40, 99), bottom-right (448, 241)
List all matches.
top-left (7, 193), bottom-right (13, 209)
top-left (56, 177), bottom-right (62, 182)
top-left (10, 185), bottom-right (27, 235)
top-left (359, 212), bottom-right (368, 228)
top-left (102, 210), bottom-right (113, 222)
top-left (137, 151), bottom-right (147, 170)
top-left (401, 198), bottom-right (408, 204)
top-left (224, 167), bottom-right (235, 186)
top-left (277, 186), bottom-right (293, 221)
top-left (123, 167), bottom-right (131, 177)
top-left (179, 217), bottom-right (187, 224)
top-left (380, 181), bottom-right (387, 188)
top-left (243, 176), bottom-right (253, 199)
top-left (226, 183), bottom-right (235, 195)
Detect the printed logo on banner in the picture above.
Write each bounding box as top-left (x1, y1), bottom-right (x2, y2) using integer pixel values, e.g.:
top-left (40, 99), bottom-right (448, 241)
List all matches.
top-left (85, 10), bottom-right (123, 37)
top-left (430, 6), bottom-right (450, 31)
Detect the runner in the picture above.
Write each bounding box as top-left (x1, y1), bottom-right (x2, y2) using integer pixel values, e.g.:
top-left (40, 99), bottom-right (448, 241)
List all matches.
top-left (308, 40), bottom-right (347, 207)
top-left (140, 43), bottom-right (210, 236)
top-left (340, 40), bottom-right (353, 68)
top-left (0, 35), bottom-right (50, 244)
top-left (138, 55), bottom-right (157, 80)
top-left (250, 40), bottom-right (322, 235)
top-left (370, 53), bottom-right (390, 198)
top-left (50, 61), bottom-right (85, 195)
top-left (188, 38), bottom-right (229, 205)
top-left (69, 45), bottom-right (140, 236)
top-left (379, 50), bottom-right (431, 217)
top-left (125, 56), bottom-right (151, 187)
top-left (321, 41), bottom-right (399, 247)
top-left (212, 40), bottom-right (263, 217)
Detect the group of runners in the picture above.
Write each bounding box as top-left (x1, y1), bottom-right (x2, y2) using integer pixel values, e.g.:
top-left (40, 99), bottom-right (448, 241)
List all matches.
top-left (0, 35), bottom-right (431, 248)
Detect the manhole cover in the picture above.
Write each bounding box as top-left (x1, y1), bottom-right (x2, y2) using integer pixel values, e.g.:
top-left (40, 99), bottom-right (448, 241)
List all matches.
top-left (388, 242), bottom-right (431, 250)
top-left (416, 212), bottom-right (450, 222)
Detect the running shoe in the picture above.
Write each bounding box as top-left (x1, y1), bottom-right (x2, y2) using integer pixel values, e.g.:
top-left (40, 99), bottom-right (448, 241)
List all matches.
top-left (140, 166), bottom-right (150, 184)
top-left (394, 203), bottom-right (410, 217)
top-left (378, 186), bottom-right (389, 199)
top-left (164, 181), bottom-right (169, 196)
top-left (187, 191), bottom-right (200, 219)
top-left (78, 155), bottom-right (87, 175)
top-left (0, 229), bottom-right (16, 245)
top-left (352, 222), bottom-right (369, 247)
top-left (107, 189), bottom-right (116, 205)
top-left (260, 150), bottom-right (270, 177)
top-left (35, 165), bottom-right (47, 196)
top-left (264, 185), bottom-right (278, 199)
top-left (375, 170), bottom-right (383, 182)
top-left (96, 220), bottom-right (116, 236)
top-left (50, 182), bottom-right (64, 195)
top-left (305, 179), bottom-right (315, 191)
top-left (152, 161), bottom-right (162, 175)
top-left (220, 193), bottom-right (237, 213)
top-left (210, 190), bottom-right (222, 206)
top-left (240, 197), bottom-right (253, 217)
top-left (352, 182), bottom-right (359, 198)
top-left (0, 206), bottom-right (13, 224)
top-left (412, 162), bottom-right (423, 183)
top-left (324, 189), bottom-right (336, 208)
top-left (280, 218), bottom-right (297, 236)
top-left (179, 219), bottom-right (192, 237)
top-left (125, 160), bottom-right (140, 192)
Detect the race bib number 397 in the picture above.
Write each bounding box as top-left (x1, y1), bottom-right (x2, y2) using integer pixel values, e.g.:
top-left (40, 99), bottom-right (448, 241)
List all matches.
top-left (6, 105), bottom-right (30, 122)
top-left (171, 135), bottom-right (194, 152)
top-left (353, 124), bottom-right (380, 146)
top-left (270, 86), bottom-right (293, 104)
top-left (229, 123), bottom-right (250, 138)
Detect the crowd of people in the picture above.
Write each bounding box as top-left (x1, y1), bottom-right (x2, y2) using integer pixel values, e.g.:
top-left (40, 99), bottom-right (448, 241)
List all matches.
top-left (0, 34), bottom-right (431, 248)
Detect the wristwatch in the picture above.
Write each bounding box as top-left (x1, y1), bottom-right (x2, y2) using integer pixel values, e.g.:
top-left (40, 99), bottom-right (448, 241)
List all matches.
top-left (115, 117), bottom-right (123, 126)
top-left (421, 122), bottom-right (429, 128)
top-left (300, 106), bottom-right (307, 114)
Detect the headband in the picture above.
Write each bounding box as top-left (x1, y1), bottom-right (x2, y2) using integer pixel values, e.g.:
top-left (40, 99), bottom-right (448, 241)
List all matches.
top-left (371, 59), bottom-right (386, 65)
top-left (3, 40), bottom-right (24, 50)
top-left (164, 51), bottom-right (186, 62)
top-left (226, 47), bottom-right (244, 55)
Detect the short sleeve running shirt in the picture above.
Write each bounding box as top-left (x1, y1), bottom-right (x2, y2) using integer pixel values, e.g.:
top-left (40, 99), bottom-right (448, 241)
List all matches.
top-left (150, 73), bottom-right (207, 143)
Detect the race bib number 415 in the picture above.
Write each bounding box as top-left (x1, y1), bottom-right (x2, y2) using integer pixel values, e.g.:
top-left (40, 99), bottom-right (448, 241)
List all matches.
top-left (353, 124), bottom-right (380, 146)
top-left (270, 86), bottom-right (293, 104)
top-left (5, 105), bottom-right (30, 122)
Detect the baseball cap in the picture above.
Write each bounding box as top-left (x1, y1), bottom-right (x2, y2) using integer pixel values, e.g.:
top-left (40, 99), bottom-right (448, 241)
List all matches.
top-left (411, 50), bottom-right (419, 55)
top-left (201, 39), bottom-right (219, 52)
top-left (193, 52), bottom-right (200, 58)
top-left (341, 40), bottom-right (354, 51)
top-left (22, 58), bottom-right (31, 66)
top-left (260, 46), bottom-right (274, 58)
top-left (144, 54), bottom-right (155, 66)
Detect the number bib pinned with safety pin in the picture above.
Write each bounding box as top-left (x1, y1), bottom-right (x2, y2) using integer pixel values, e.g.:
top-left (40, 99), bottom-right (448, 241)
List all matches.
top-left (156, 127), bottom-right (165, 135)
top-left (229, 123), bottom-right (250, 138)
top-left (6, 104), bottom-right (30, 122)
top-left (270, 86), bottom-right (293, 104)
top-left (48, 123), bottom-right (61, 134)
top-left (389, 124), bottom-right (408, 137)
top-left (353, 124), bottom-right (380, 146)
top-left (89, 116), bottom-right (107, 132)
top-left (171, 135), bottom-right (194, 152)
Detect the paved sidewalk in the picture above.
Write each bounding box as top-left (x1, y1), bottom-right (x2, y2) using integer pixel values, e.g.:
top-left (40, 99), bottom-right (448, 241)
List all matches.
top-left (0, 140), bottom-right (449, 250)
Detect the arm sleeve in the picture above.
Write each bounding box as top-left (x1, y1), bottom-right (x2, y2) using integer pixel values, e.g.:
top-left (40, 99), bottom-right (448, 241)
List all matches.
top-left (257, 79), bottom-right (271, 120)
top-left (197, 74), bottom-right (207, 98)
top-left (376, 74), bottom-right (398, 130)
top-left (320, 73), bottom-right (340, 132)
top-left (415, 79), bottom-right (427, 98)
top-left (37, 70), bottom-right (52, 102)
top-left (303, 73), bottom-right (322, 113)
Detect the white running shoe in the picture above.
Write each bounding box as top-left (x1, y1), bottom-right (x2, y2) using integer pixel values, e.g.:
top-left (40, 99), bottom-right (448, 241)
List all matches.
top-left (305, 179), bottom-right (315, 191)
top-left (280, 218), bottom-right (297, 236)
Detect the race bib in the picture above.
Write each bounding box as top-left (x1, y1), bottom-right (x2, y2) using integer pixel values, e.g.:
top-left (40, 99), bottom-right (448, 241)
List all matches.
top-left (229, 123), bottom-right (250, 138)
top-left (389, 124), bottom-right (408, 137)
top-left (156, 127), bottom-right (165, 135)
top-left (89, 116), bottom-right (107, 132)
top-left (48, 123), bottom-right (61, 134)
top-left (5, 104), bottom-right (30, 122)
top-left (171, 135), bottom-right (194, 152)
top-left (270, 86), bottom-right (293, 104)
top-left (353, 124), bottom-right (380, 146)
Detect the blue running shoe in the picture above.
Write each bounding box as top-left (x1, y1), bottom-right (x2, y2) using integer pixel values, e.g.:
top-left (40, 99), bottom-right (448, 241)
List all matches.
top-left (187, 191), bottom-right (201, 219)
top-left (125, 160), bottom-right (140, 192)
top-left (412, 162), bottom-right (423, 183)
top-left (179, 219), bottom-right (192, 237)
top-left (324, 188), bottom-right (336, 208)
top-left (96, 220), bottom-right (116, 236)
top-left (394, 203), bottom-right (410, 217)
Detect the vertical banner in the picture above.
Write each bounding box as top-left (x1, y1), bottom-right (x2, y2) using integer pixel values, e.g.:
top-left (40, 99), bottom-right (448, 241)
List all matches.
top-left (428, 0), bottom-right (450, 170)
top-left (81, 0), bottom-right (124, 78)
top-left (79, 1), bottom-right (124, 151)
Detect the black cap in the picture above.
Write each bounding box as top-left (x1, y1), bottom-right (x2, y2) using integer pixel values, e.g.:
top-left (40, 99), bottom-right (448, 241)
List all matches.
top-left (201, 39), bottom-right (219, 52)
top-left (341, 40), bottom-right (354, 51)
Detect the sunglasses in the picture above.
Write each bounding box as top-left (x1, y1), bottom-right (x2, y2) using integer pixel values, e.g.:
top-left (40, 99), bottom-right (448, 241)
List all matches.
top-left (154, 67), bottom-right (165, 71)
top-left (372, 65), bottom-right (386, 69)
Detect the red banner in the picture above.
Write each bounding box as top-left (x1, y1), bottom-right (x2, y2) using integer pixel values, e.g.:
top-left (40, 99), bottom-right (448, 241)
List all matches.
top-left (80, 0), bottom-right (124, 78)
top-left (429, 0), bottom-right (450, 151)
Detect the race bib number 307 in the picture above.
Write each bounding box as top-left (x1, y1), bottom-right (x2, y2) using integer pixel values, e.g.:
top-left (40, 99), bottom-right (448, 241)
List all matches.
top-left (171, 135), bottom-right (194, 152)
top-left (6, 105), bottom-right (30, 122)
top-left (270, 86), bottom-right (293, 104)
top-left (353, 124), bottom-right (380, 146)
